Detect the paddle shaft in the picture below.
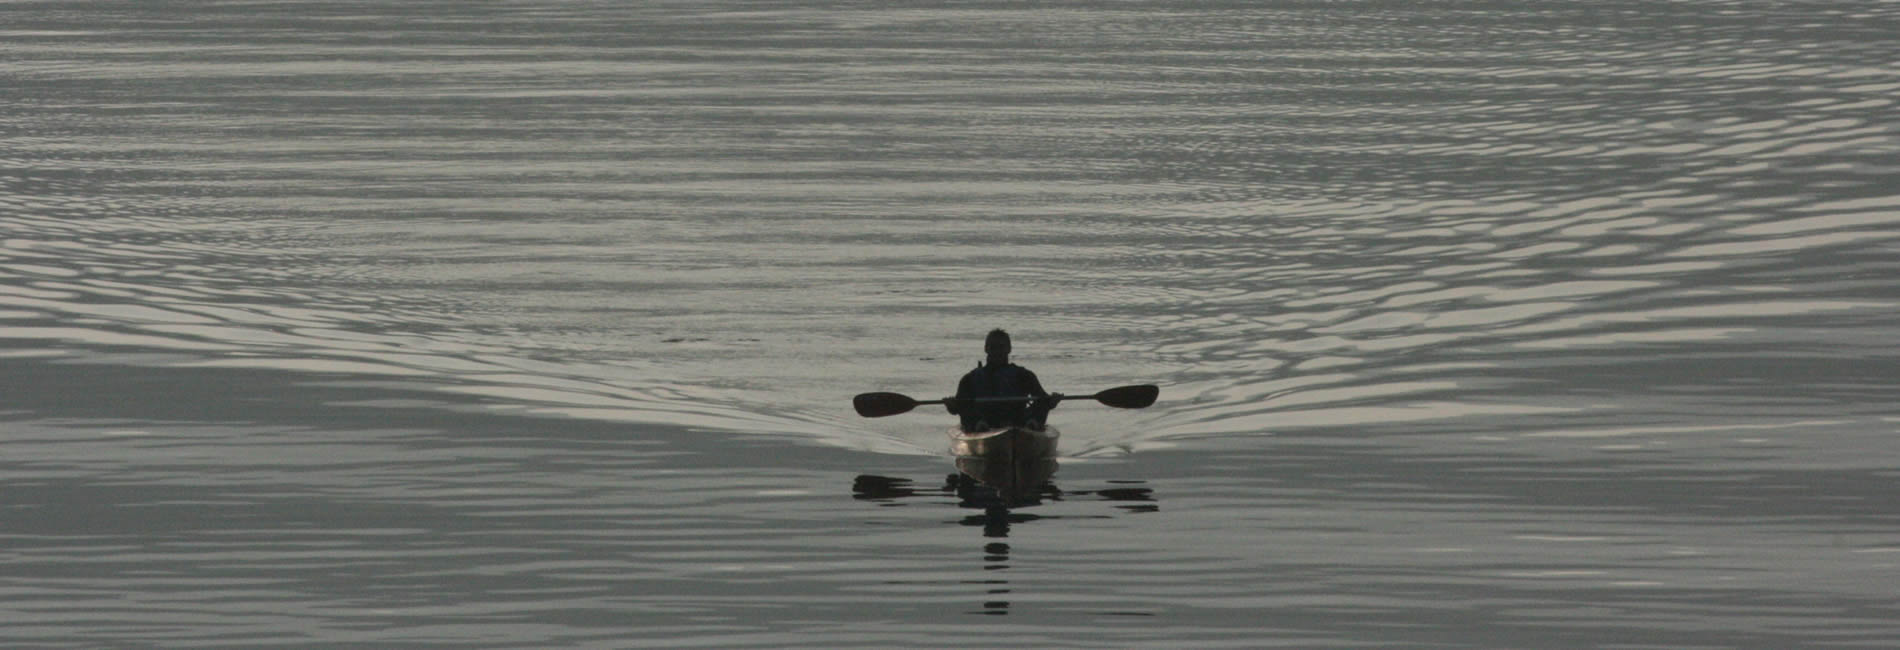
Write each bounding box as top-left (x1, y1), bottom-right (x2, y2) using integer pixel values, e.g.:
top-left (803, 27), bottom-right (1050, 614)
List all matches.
top-left (910, 395), bottom-right (1049, 407)
top-left (920, 390), bottom-right (1126, 405)
top-left (853, 384), bottom-right (1155, 418)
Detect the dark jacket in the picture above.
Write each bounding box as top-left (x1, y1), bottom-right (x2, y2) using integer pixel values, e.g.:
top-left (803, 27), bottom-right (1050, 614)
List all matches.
top-left (953, 361), bottom-right (1052, 431)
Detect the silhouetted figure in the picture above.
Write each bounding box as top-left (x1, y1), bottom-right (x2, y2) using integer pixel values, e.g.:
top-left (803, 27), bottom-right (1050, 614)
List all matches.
top-left (947, 329), bottom-right (1060, 432)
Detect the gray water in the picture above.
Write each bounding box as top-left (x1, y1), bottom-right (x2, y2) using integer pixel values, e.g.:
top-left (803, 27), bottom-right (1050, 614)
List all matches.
top-left (5, 1), bottom-right (1899, 647)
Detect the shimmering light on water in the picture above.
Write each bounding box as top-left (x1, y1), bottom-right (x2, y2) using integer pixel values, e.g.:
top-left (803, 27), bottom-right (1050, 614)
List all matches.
top-left (4, 0), bottom-right (1899, 646)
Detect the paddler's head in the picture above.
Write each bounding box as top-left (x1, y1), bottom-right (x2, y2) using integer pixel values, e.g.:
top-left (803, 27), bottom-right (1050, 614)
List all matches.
top-left (984, 328), bottom-right (1011, 366)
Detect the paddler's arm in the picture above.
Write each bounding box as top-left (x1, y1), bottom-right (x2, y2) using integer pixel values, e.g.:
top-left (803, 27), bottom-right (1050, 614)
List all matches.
top-left (946, 367), bottom-right (977, 414)
top-left (1022, 367), bottom-right (1050, 398)
top-left (1023, 368), bottom-right (1059, 411)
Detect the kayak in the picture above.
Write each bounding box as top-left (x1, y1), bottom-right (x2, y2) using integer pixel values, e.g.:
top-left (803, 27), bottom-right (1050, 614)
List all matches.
top-left (949, 425), bottom-right (1059, 459)
top-left (950, 425), bottom-right (1059, 505)
top-left (850, 385), bottom-right (1153, 507)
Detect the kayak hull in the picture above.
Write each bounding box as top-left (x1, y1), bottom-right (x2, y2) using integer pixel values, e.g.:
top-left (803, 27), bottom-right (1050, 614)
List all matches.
top-left (949, 425), bottom-right (1059, 506)
top-left (948, 425), bottom-right (1059, 459)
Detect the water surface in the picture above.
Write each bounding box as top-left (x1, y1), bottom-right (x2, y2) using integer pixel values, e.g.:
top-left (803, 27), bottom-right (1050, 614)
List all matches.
top-left (4, 1), bottom-right (1899, 646)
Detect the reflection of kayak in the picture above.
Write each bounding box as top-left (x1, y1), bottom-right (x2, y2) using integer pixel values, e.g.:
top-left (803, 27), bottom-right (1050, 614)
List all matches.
top-left (955, 454), bottom-right (1057, 505)
top-left (948, 425), bottom-right (1059, 459)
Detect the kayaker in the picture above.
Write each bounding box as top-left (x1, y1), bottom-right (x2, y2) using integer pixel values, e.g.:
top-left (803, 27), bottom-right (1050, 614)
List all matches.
top-left (947, 329), bottom-right (1061, 431)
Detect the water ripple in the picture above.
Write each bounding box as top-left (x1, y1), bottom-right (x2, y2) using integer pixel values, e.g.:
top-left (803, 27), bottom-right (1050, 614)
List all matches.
top-left (5, 2), bottom-right (1900, 643)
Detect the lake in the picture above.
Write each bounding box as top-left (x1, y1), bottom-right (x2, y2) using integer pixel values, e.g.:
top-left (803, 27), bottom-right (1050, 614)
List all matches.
top-left (4, 0), bottom-right (1899, 647)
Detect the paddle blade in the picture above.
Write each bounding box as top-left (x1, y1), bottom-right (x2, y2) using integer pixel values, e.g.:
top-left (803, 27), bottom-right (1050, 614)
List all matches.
top-left (1092, 384), bottom-right (1159, 409)
top-left (853, 392), bottom-right (920, 418)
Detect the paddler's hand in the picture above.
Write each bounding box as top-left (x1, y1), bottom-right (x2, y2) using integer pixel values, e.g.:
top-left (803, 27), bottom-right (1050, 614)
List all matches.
top-left (943, 398), bottom-right (963, 415)
top-left (1035, 394), bottom-right (1062, 411)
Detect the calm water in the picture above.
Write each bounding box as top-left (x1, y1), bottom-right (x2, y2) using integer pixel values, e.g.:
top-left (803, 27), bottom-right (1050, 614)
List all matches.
top-left (5, 1), bottom-right (1900, 646)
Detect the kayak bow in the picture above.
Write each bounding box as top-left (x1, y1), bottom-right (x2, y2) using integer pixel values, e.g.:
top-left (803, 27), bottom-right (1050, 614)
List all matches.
top-left (949, 425), bottom-right (1059, 459)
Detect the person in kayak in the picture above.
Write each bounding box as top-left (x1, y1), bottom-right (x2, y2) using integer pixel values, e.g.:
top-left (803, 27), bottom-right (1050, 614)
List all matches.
top-left (947, 329), bottom-right (1061, 431)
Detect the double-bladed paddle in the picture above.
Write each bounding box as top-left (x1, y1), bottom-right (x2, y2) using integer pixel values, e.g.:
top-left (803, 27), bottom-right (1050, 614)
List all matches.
top-left (852, 384), bottom-right (1158, 418)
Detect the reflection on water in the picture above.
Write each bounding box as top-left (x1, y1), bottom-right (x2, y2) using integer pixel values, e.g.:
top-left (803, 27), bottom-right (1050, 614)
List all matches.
top-left (852, 468), bottom-right (1157, 616)
top-left (953, 455), bottom-right (1058, 509)
top-left (850, 467), bottom-right (1159, 532)
top-left (978, 542), bottom-right (1013, 617)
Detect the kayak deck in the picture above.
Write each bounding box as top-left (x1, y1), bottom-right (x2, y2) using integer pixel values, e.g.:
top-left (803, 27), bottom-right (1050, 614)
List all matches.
top-left (948, 425), bottom-right (1059, 459)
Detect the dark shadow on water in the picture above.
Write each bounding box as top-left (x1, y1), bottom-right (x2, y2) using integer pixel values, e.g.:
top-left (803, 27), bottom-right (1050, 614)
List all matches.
top-left (852, 456), bottom-right (1158, 616)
